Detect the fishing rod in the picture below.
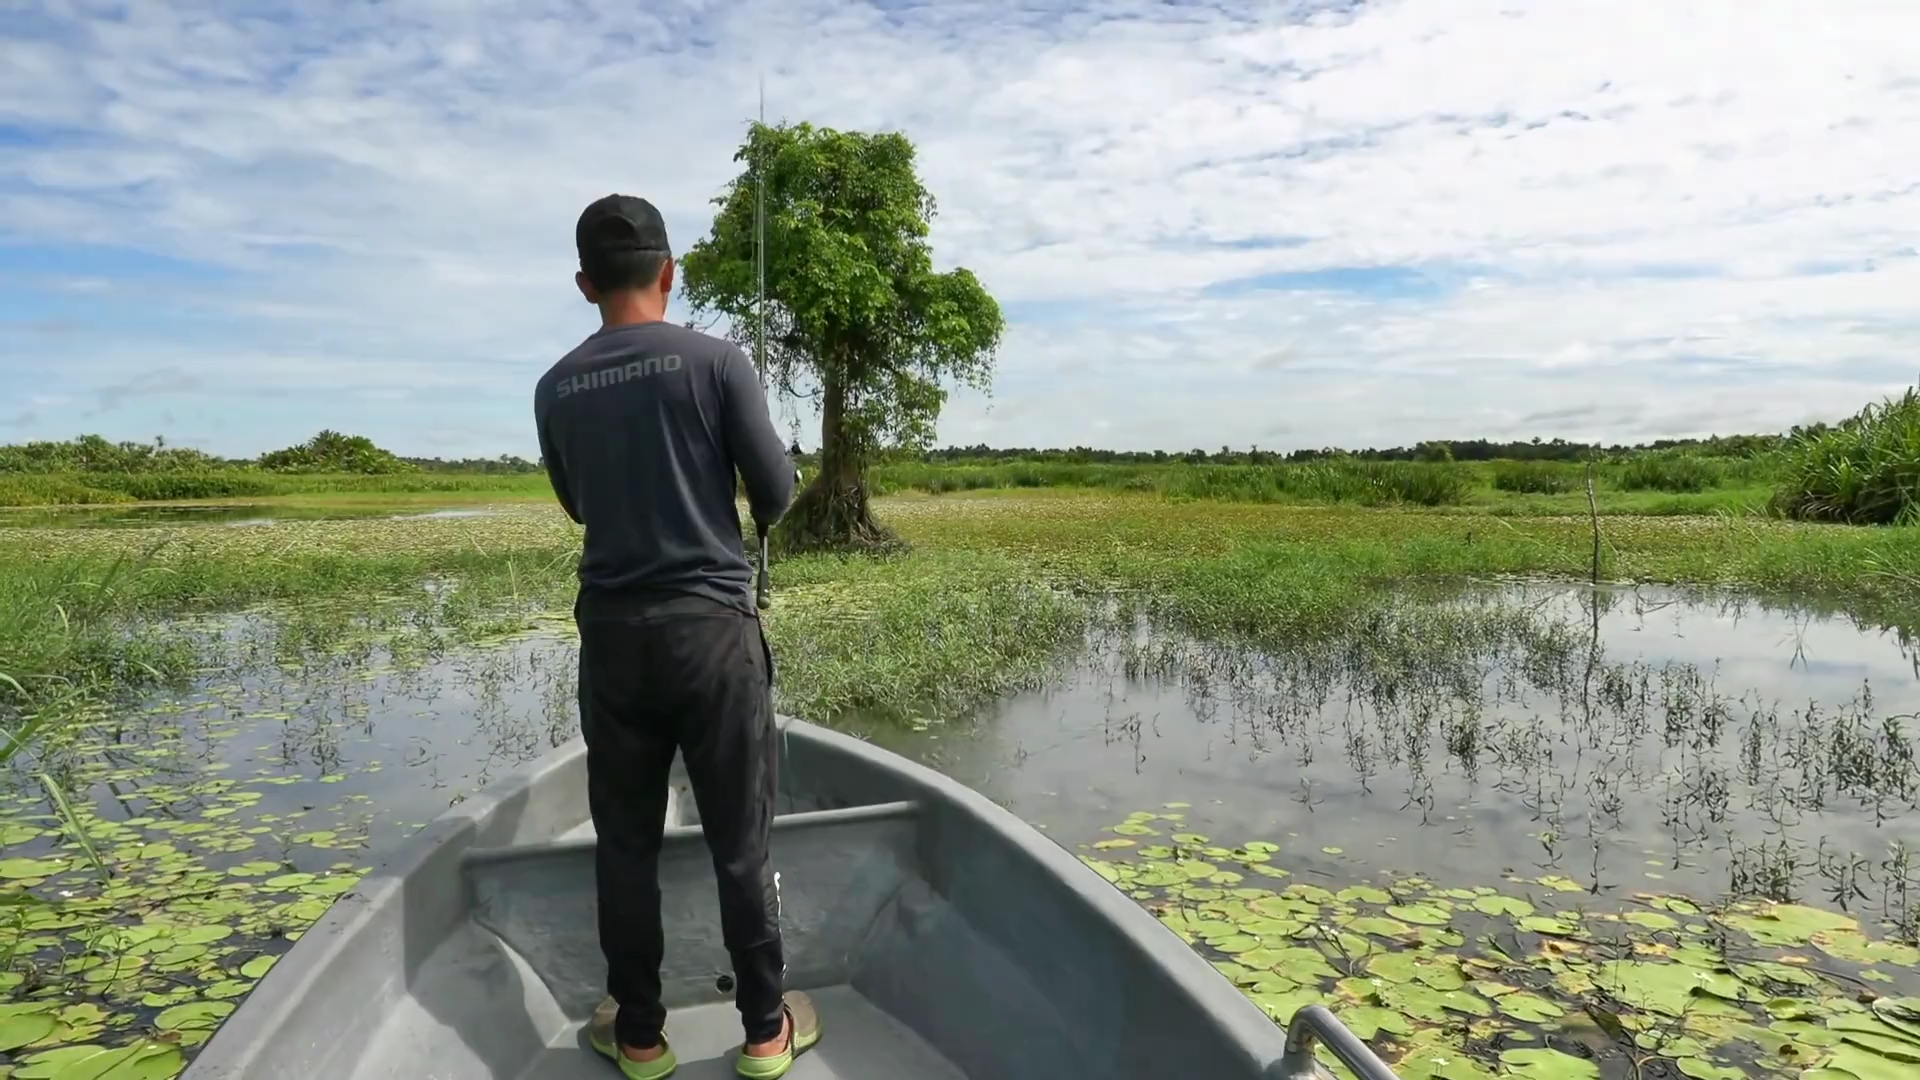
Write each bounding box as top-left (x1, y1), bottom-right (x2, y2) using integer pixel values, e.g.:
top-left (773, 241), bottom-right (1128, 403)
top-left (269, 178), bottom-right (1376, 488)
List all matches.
top-left (754, 73), bottom-right (773, 611)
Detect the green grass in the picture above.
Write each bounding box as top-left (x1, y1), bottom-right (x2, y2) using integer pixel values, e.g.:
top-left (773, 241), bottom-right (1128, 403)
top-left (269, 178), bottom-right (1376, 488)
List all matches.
top-left (2, 456), bottom-right (1777, 518)
top-left (877, 456), bottom-right (1784, 516)
top-left (1490, 460), bottom-right (1580, 495)
top-left (1774, 386), bottom-right (1920, 524)
top-left (0, 470), bottom-right (555, 507)
top-left (5, 490), bottom-right (1919, 738)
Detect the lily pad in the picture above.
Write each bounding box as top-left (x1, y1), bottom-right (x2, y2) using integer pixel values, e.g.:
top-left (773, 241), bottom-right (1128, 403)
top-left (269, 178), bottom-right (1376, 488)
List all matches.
top-left (12, 1040), bottom-right (184, 1079)
top-left (1870, 997), bottom-right (1920, 1041)
top-left (1339, 1005), bottom-right (1416, 1041)
top-left (1519, 915), bottom-right (1579, 936)
top-left (1493, 992), bottom-right (1565, 1023)
top-left (1622, 910), bottom-right (1679, 931)
top-left (1471, 894), bottom-right (1532, 918)
top-left (1817, 1043), bottom-right (1912, 1080)
top-left (1392, 1041), bottom-right (1498, 1080)
top-left (1597, 960), bottom-right (1750, 1017)
top-left (1723, 902), bottom-right (1859, 947)
top-left (1248, 987), bottom-right (1325, 1025)
top-left (0, 1006), bottom-right (58, 1052)
top-left (0, 857), bottom-right (71, 880)
top-left (1387, 904), bottom-right (1451, 927)
top-left (1674, 1058), bottom-right (1743, 1080)
top-left (154, 1000), bottom-right (236, 1034)
top-left (1499, 1047), bottom-right (1599, 1079)
top-left (1344, 916), bottom-right (1414, 939)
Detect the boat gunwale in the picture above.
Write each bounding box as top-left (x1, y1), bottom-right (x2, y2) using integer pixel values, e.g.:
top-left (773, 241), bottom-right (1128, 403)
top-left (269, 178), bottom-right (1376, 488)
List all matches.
top-left (183, 732), bottom-right (596, 1078)
top-left (788, 719), bottom-right (1295, 1076)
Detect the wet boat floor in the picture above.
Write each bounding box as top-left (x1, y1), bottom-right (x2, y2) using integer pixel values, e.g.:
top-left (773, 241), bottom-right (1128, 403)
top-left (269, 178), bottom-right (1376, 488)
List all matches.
top-left (517, 986), bottom-right (965, 1080)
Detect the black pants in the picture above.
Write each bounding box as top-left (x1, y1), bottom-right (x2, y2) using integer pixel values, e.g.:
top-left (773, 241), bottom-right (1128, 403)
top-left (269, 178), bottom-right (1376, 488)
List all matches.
top-left (575, 591), bottom-right (786, 1048)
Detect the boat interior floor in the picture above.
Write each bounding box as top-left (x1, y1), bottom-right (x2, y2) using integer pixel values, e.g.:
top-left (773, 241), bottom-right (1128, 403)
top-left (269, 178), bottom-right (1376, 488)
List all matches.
top-left (515, 986), bottom-right (965, 1080)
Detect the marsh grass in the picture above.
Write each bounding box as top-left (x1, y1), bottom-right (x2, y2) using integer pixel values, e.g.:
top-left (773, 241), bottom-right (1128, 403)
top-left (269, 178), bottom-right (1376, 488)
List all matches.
top-left (1491, 460), bottom-right (1580, 495)
top-left (1774, 386), bottom-right (1920, 525)
top-left (760, 550), bottom-right (1092, 724)
top-left (0, 550), bottom-right (201, 725)
top-left (0, 455), bottom-right (1777, 516)
top-left (1616, 452), bottom-right (1726, 494)
top-left (0, 471), bottom-right (555, 507)
top-left (6, 493), bottom-right (1920, 743)
top-left (1096, 591), bottom-right (1920, 905)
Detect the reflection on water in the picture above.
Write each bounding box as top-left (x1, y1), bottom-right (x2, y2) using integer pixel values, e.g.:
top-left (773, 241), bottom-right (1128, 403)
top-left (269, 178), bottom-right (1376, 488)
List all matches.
top-left (16, 580), bottom-right (1914, 921)
top-left (15, 624), bottom-right (580, 869)
top-left (0, 503), bottom-right (500, 529)
top-left (849, 582), bottom-right (1920, 936)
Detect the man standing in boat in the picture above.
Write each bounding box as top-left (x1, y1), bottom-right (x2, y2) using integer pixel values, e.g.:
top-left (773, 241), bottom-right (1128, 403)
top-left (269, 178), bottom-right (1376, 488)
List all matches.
top-left (535, 193), bottom-right (820, 1080)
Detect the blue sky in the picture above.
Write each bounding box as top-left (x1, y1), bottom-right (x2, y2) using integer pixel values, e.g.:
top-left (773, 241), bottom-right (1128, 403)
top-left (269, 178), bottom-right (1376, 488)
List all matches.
top-left (3, 0), bottom-right (1918, 459)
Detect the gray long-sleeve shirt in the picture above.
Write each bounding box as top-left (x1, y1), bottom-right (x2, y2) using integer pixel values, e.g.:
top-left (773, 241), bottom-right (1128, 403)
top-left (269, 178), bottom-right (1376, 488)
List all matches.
top-left (534, 321), bottom-right (796, 613)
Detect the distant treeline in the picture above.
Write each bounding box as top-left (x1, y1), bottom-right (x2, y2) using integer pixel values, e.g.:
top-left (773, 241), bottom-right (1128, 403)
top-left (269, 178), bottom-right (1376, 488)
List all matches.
top-left (3, 388), bottom-right (1916, 525)
top-left (0, 432), bottom-right (541, 476)
top-left (896, 432), bottom-right (1787, 466)
top-left (0, 429), bottom-right (1793, 478)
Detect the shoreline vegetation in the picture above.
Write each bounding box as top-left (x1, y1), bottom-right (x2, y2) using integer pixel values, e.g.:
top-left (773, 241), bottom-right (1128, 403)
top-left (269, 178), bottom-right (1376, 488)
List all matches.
top-left (4, 487), bottom-right (1919, 743)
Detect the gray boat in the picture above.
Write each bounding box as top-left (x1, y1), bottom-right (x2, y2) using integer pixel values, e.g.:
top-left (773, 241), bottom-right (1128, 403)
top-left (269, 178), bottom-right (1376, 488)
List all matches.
top-left (183, 716), bottom-right (1399, 1080)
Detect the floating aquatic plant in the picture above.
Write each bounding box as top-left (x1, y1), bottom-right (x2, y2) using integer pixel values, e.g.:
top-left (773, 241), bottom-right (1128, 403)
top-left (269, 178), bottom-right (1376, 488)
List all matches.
top-left (1081, 810), bottom-right (1920, 1080)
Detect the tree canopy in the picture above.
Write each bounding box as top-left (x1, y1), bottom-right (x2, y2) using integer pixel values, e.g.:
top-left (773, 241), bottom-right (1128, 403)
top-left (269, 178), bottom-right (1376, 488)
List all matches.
top-left (257, 430), bottom-right (413, 474)
top-left (680, 120), bottom-right (1003, 551)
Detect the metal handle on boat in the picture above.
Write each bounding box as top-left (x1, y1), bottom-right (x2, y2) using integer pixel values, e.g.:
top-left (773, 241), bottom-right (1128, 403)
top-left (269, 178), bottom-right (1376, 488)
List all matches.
top-left (1274, 1005), bottom-right (1402, 1080)
top-left (755, 526), bottom-right (772, 610)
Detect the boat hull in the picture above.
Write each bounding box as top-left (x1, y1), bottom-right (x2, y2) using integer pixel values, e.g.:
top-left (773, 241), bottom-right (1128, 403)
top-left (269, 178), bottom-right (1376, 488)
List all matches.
top-left (184, 717), bottom-right (1294, 1079)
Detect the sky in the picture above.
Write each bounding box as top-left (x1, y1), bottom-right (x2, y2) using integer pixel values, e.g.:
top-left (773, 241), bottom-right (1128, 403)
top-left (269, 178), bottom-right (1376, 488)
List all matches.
top-left (2, 0), bottom-right (1918, 460)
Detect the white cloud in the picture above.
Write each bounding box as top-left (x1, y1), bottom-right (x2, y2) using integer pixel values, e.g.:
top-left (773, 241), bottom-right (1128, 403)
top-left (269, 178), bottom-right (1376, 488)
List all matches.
top-left (1, 0), bottom-right (1917, 456)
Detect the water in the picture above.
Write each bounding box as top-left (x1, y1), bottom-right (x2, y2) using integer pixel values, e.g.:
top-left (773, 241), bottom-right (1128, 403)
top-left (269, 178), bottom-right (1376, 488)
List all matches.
top-left (15, 581), bottom-right (1915, 912)
top-left (7, 579), bottom-right (1919, 1074)
top-left (33, 632), bottom-right (577, 868)
top-left (847, 582), bottom-right (1920, 926)
top-left (0, 503), bottom-right (499, 529)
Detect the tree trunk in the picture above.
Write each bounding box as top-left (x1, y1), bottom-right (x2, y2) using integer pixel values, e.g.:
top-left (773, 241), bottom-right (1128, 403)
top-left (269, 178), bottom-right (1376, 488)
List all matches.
top-left (773, 363), bottom-right (903, 555)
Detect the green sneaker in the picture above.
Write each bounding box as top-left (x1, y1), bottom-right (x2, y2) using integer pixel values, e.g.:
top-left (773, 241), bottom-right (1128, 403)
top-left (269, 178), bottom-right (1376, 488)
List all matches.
top-left (588, 996), bottom-right (678, 1080)
top-left (734, 992), bottom-right (821, 1079)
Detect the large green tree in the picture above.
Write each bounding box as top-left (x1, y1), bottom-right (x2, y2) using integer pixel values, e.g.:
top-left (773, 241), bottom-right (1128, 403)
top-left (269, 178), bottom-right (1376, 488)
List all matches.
top-left (681, 121), bottom-right (1004, 552)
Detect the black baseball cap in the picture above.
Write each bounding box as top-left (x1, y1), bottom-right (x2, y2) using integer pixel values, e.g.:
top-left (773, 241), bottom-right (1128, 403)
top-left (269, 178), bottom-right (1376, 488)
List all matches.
top-left (576, 194), bottom-right (672, 266)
